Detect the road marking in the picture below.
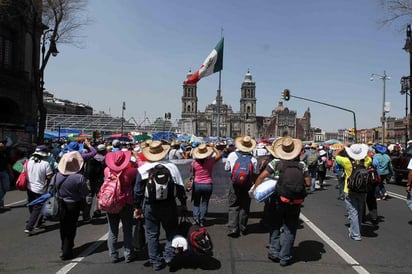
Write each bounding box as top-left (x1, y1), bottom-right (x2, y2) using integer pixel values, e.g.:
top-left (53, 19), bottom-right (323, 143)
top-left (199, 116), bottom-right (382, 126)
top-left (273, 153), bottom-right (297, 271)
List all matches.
top-left (300, 213), bottom-right (370, 274)
top-left (56, 230), bottom-right (109, 274)
top-left (6, 199), bottom-right (27, 206)
top-left (387, 191), bottom-right (407, 201)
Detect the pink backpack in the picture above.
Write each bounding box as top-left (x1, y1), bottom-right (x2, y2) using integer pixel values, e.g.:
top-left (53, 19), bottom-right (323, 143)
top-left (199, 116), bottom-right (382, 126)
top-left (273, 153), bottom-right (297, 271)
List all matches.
top-left (97, 171), bottom-right (127, 214)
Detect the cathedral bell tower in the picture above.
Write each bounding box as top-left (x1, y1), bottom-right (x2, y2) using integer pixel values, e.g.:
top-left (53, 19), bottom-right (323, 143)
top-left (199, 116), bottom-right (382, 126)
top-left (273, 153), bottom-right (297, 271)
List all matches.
top-left (181, 70), bottom-right (198, 134)
top-left (240, 70), bottom-right (257, 136)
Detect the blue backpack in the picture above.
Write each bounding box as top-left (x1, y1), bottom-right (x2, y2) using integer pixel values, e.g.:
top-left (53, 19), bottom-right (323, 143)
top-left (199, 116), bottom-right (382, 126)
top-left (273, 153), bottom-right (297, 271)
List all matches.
top-left (231, 152), bottom-right (253, 186)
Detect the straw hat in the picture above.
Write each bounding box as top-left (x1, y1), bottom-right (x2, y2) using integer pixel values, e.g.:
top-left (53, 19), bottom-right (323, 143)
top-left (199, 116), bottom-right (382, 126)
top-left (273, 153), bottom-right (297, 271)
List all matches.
top-left (105, 150), bottom-right (131, 172)
top-left (344, 144), bottom-right (368, 160)
top-left (142, 140), bottom-right (170, 162)
top-left (265, 139), bottom-right (279, 158)
top-left (192, 143), bottom-right (213, 159)
top-left (235, 136), bottom-right (257, 153)
top-left (58, 151), bottom-right (84, 175)
top-left (272, 137), bottom-right (302, 160)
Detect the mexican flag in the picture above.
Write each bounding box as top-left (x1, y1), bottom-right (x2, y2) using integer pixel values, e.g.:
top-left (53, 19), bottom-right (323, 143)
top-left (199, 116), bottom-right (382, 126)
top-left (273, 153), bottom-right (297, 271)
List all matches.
top-left (185, 38), bottom-right (224, 85)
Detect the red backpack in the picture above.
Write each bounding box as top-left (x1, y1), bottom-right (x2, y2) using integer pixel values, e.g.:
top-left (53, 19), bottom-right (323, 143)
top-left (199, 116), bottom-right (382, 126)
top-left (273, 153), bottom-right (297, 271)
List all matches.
top-left (231, 152), bottom-right (253, 186)
top-left (97, 171), bottom-right (127, 214)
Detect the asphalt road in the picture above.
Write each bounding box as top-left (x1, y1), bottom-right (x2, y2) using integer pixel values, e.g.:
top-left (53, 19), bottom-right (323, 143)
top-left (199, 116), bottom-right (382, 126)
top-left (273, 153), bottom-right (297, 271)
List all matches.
top-left (1, 160), bottom-right (412, 274)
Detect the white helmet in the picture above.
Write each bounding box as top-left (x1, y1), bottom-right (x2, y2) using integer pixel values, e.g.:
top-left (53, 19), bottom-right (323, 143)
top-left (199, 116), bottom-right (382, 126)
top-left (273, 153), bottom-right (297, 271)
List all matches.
top-left (171, 235), bottom-right (188, 253)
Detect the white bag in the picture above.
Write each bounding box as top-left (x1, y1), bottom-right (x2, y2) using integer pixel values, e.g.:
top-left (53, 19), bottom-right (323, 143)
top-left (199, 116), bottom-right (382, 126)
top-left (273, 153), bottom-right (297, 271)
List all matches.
top-left (250, 178), bottom-right (277, 202)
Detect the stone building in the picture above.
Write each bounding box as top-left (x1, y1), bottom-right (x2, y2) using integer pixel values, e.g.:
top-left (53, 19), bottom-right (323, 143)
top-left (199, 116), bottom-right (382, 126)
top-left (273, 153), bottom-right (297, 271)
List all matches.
top-left (181, 70), bottom-right (312, 139)
top-left (0, 0), bottom-right (42, 143)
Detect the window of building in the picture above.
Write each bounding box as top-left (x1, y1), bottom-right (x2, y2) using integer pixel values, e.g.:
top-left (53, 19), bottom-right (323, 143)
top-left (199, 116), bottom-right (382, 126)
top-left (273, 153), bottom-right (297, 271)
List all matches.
top-left (0, 35), bottom-right (13, 69)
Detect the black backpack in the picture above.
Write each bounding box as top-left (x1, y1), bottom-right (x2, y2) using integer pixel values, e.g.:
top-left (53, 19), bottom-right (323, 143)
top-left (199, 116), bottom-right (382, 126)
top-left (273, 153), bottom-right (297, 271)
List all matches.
top-left (144, 164), bottom-right (176, 201)
top-left (347, 159), bottom-right (373, 193)
top-left (275, 160), bottom-right (307, 200)
top-left (84, 157), bottom-right (105, 181)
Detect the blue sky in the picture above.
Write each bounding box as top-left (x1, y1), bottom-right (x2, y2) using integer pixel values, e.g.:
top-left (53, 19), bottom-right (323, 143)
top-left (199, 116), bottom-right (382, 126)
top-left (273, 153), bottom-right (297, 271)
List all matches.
top-left (45, 0), bottom-right (411, 133)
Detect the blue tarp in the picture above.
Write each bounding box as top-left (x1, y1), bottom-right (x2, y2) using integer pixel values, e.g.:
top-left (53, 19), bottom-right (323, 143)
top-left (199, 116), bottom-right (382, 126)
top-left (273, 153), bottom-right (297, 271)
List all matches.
top-left (151, 131), bottom-right (178, 141)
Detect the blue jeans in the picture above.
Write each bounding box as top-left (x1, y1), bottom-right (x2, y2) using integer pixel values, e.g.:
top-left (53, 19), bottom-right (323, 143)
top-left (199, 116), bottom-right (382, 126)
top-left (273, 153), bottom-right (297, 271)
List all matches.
top-left (228, 183), bottom-right (251, 233)
top-left (192, 182), bottom-right (213, 224)
top-left (268, 196), bottom-right (301, 263)
top-left (0, 170), bottom-right (10, 207)
top-left (308, 168), bottom-right (317, 192)
top-left (106, 204), bottom-right (134, 261)
top-left (336, 171), bottom-right (344, 199)
top-left (344, 192), bottom-right (366, 240)
top-left (144, 200), bottom-right (178, 268)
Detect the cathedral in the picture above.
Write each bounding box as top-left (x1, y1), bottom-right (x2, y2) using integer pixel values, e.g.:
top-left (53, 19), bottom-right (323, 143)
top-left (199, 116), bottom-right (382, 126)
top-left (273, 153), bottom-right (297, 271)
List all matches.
top-left (180, 70), bottom-right (312, 140)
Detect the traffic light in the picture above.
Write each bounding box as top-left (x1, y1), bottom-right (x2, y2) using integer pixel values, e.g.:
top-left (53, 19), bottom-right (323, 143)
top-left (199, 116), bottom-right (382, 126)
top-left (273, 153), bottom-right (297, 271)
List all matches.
top-left (349, 128), bottom-right (355, 135)
top-left (281, 89), bottom-right (290, 101)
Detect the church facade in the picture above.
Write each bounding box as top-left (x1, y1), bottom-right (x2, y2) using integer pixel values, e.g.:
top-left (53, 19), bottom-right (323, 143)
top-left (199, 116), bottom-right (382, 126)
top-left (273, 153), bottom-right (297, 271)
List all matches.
top-left (181, 70), bottom-right (312, 140)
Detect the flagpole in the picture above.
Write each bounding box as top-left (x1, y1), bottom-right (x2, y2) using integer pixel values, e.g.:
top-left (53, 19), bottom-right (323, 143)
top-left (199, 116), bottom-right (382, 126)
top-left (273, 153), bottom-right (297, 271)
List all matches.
top-left (217, 71), bottom-right (221, 138)
top-left (217, 29), bottom-right (223, 139)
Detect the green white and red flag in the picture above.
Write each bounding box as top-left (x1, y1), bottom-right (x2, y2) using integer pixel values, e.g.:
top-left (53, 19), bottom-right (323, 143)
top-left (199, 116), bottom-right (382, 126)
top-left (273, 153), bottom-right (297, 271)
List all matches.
top-left (184, 38), bottom-right (224, 85)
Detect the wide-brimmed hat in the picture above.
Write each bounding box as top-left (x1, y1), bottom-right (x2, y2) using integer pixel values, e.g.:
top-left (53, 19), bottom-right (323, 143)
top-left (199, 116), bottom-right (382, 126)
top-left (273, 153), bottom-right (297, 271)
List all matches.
top-left (105, 150), bottom-right (131, 172)
top-left (272, 137), bottom-right (302, 160)
top-left (374, 144), bottom-right (387, 154)
top-left (235, 136), bottom-right (256, 153)
top-left (33, 145), bottom-right (49, 157)
top-left (142, 140), bottom-right (170, 162)
top-left (58, 151), bottom-right (84, 175)
top-left (265, 140), bottom-right (278, 158)
top-left (344, 144), bottom-right (369, 160)
top-left (66, 141), bottom-right (80, 152)
top-left (319, 150), bottom-right (327, 157)
top-left (192, 143), bottom-right (213, 159)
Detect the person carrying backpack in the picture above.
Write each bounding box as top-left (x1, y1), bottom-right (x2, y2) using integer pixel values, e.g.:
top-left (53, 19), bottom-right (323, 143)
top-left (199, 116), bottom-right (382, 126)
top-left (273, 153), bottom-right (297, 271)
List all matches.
top-left (133, 141), bottom-right (187, 271)
top-left (252, 137), bottom-right (310, 267)
top-left (102, 150), bottom-right (137, 263)
top-left (82, 144), bottom-right (107, 222)
top-left (302, 143), bottom-right (319, 193)
top-left (224, 136), bottom-right (258, 237)
top-left (333, 143), bottom-right (372, 241)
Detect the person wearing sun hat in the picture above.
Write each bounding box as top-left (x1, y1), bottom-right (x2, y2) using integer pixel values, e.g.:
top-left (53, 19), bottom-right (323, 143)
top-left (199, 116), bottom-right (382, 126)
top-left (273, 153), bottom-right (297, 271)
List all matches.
top-left (133, 140), bottom-right (187, 271)
top-left (24, 144), bottom-right (54, 235)
top-left (372, 144), bottom-right (393, 201)
top-left (333, 143), bottom-right (372, 241)
top-left (101, 150), bottom-right (137, 263)
top-left (49, 151), bottom-right (88, 260)
top-left (224, 135), bottom-right (259, 237)
top-left (190, 142), bottom-right (222, 226)
top-left (253, 136), bottom-right (310, 267)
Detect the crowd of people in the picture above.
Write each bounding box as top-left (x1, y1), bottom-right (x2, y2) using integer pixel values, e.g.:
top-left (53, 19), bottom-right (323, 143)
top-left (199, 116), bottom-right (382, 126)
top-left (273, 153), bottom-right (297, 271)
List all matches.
top-left (0, 134), bottom-right (410, 270)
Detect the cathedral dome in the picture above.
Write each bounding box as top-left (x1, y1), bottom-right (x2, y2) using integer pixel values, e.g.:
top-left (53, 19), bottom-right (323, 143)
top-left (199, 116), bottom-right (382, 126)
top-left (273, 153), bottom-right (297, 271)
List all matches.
top-left (243, 70), bottom-right (253, 83)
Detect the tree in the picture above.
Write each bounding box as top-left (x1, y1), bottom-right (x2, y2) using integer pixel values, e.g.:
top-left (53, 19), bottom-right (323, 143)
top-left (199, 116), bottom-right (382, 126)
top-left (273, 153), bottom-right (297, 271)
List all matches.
top-left (34, 0), bottom-right (90, 143)
top-left (378, 0), bottom-right (412, 28)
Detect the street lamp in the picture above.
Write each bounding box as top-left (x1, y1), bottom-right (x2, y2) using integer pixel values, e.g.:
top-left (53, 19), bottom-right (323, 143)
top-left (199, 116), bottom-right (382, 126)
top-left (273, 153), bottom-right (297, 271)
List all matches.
top-left (370, 71), bottom-right (390, 144)
top-left (40, 28), bottom-right (59, 91)
top-left (121, 101), bottom-right (125, 135)
top-left (401, 76), bottom-right (410, 148)
top-left (403, 24), bottom-right (412, 144)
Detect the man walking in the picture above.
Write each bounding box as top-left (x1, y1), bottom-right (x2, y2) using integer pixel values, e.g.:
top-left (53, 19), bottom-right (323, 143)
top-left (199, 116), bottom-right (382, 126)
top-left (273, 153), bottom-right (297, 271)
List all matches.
top-left (253, 137), bottom-right (310, 267)
top-left (334, 143), bottom-right (371, 241)
top-left (225, 136), bottom-right (258, 237)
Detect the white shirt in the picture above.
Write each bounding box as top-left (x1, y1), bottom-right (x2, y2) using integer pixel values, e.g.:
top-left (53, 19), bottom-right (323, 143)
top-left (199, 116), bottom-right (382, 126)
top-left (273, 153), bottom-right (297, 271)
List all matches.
top-left (138, 160), bottom-right (184, 186)
top-left (27, 157), bottom-right (53, 194)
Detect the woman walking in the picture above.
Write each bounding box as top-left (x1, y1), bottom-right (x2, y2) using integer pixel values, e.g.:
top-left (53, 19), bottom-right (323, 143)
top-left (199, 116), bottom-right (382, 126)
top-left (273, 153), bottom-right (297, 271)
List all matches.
top-left (52, 151), bottom-right (88, 260)
top-left (104, 150), bottom-right (137, 263)
top-left (191, 143), bottom-right (221, 226)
